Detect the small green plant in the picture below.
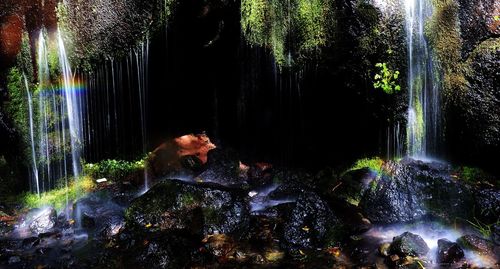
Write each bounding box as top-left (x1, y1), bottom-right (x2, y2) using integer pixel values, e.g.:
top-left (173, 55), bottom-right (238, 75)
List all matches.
top-left (459, 166), bottom-right (487, 184)
top-left (463, 217), bottom-right (498, 238)
top-left (349, 157), bottom-right (385, 174)
top-left (373, 62), bottom-right (401, 94)
top-left (83, 158), bottom-right (146, 181)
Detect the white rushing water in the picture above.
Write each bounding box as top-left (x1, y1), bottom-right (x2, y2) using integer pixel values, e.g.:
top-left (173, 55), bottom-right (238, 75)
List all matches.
top-left (365, 221), bottom-right (497, 268)
top-left (31, 30), bottom-right (83, 211)
top-left (24, 74), bottom-right (40, 196)
top-left (405, 0), bottom-right (440, 158)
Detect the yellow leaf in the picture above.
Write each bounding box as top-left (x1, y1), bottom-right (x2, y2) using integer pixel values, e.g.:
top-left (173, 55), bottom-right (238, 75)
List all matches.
top-left (145, 223), bottom-right (152, 228)
top-left (299, 249), bottom-right (305, 256)
top-left (302, 226), bottom-right (310, 232)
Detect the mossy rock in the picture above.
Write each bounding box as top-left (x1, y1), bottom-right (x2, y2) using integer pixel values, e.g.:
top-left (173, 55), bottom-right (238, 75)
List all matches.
top-left (125, 180), bottom-right (250, 237)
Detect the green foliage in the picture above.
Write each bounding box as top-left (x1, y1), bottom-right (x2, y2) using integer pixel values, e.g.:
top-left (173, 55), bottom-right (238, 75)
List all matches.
top-left (349, 157), bottom-right (384, 174)
top-left (240, 0), bottom-right (333, 67)
top-left (83, 158), bottom-right (145, 181)
top-left (179, 193), bottom-right (198, 207)
top-left (373, 62), bottom-right (401, 94)
top-left (461, 167), bottom-right (484, 183)
top-left (21, 176), bottom-right (95, 211)
top-left (462, 217), bottom-right (499, 239)
top-left (295, 0), bottom-right (327, 53)
top-left (241, 0), bottom-right (268, 45)
top-left (5, 67), bottom-right (31, 162)
top-left (455, 166), bottom-right (496, 185)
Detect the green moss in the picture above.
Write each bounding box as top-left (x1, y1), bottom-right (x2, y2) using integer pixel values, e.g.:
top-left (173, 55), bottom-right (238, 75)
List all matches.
top-left (455, 166), bottom-right (497, 185)
top-left (324, 224), bottom-right (349, 246)
top-left (414, 98), bottom-right (425, 148)
top-left (179, 192), bottom-right (200, 207)
top-left (83, 157), bottom-right (146, 181)
top-left (240, 0), bottom-right (333, 67)
top-left (369, 179), bottom-right (378, 191)
top-left (21, 176), bottom-right (95, 211)
top-left (426, 0), bottom-right (465, 100)
top-left (295, 0), bottom-right (327, 53)
top-left (349, 157), bottom-right (385, 174)
top-left (241, 0), bottom-right (269, 45)
top-left (202, 206), bottom-right (221, 224)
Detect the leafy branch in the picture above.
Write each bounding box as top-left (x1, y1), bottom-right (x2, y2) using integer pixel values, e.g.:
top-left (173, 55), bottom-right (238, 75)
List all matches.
top-left (373, 62), bottom-right (401, 94)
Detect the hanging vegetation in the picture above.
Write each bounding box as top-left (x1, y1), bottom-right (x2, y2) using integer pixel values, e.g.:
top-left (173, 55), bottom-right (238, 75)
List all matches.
top-left (240, 0), bottom-right (334, 67)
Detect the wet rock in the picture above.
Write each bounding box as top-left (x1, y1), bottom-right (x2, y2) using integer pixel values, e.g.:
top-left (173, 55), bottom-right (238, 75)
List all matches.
top-left (197, 148), bottom-right (247, 187)
top-left (282, 192), bottom-right (340, 251)
top-left (389, 232), bottom-right (429, 257)
top-left (135, 241), bottom-right (176, 269)
top-left (437, 239), bottom-right (464, 264)
top-left (8, 256), bottom-right (20, 264)
top-left (457, 234), bottom-right (494, 254)
top-left (21, 237), bottom-right (39, 249)
top-left (359, 159), bottom-right (487, 223)
top-left (337, 168), bottom-right (377, 205)
top-left (180, 155), bottom-right (204, 172)
top-left (26, 207), bottom-right (57, 234)
top-left (474, 188), bottom-right (500, 224)
top-left (459, 39), bottom-right (500, 162)
top-left (82, 212), bottom-right (96, 228)
top-left (202, 234), bottom-right (239, 262)
top-left (73, 192), bottom-right (125, 237)
top-left (458, 0), bottom-right (500, 57)
top-left (379, 242), bottom-right (391, 257)
top-left (493, 224), bottom-right (500, 246)
top-left (100, 216), bottom-right (125, 238)
top-left (125, 179), bottom-right (249, 237)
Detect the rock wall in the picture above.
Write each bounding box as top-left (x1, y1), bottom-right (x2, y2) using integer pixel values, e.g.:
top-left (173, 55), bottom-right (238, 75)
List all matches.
top-left (429, 0), bottom-right (500, 173)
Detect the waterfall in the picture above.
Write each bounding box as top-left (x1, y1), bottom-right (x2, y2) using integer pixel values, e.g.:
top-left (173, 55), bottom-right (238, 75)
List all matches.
top-left (81, 39), bottom-right (150, 188)
top-left (405, 0), bottom-right (440, 158)
top-left (57, 31), bottom-right (83, 181)
top-left (24, 74), bottom-right (40, 196)
top-left (33, 30), bottom-right (83, 198)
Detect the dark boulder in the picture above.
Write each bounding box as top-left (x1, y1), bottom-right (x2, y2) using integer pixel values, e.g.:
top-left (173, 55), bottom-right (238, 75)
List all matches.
top-left (282, 192), bottom-right (340, 251)
top-left (493, 224), bottom-right (500, 246)
top-left (389, 232), bottom-right (429, 257)
top-left (475, 188), bottom-right (500, 223)
top-left (359, 170), bottom-right (427, 223)
top-left (125, 179), bottom-right (250, 237)
top-left (197, 148), bottom-right (247, 187)
top-left (81, 213), bottom-right (96, 228)
top-left (457, 234), bottom-right (494, 254)
top-left (337, 168), bottom-right (379, 205)
top-left (24, 207), bottom-right (57, 235)
top-left (73, 192), bottom-right (125, 237)
top-left (437, 239), bottom-right (464, 264)
top-left (359, 158), bottom-right (496, 224)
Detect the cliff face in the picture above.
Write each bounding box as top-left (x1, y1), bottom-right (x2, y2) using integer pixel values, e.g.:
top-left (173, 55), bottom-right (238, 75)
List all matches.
top-left (0, 0), bottom-right (499, 175)
top-left (440, 0), bottom-right (500, 172)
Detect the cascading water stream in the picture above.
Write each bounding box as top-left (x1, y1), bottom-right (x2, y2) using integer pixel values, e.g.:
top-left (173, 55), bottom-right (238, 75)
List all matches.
top-left (24, 74), bottom-right (40, 196)
top-left (57, 31), bottom-right (83, 181)
top-left (405, 0), bottom-right (440, 159)
top-left (33, 30), bottom-right (84, 214)
top-left (81, 39), bottom-right (150, 190)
